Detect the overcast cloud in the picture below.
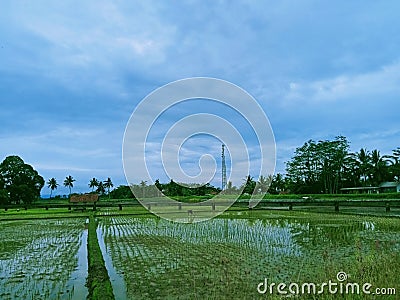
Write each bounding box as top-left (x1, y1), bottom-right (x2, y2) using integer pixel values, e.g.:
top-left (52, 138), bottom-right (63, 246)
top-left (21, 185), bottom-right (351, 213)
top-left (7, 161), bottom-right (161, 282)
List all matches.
top-left (1, 1), bottom-right (399, 195)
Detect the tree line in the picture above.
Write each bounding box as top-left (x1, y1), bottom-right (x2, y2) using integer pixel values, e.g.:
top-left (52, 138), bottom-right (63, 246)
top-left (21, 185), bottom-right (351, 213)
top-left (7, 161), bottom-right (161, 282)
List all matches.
top-left (47, 176), bottom-right (114, 198)
top-left (283, 136), bottom-right (400, 194)
top-left (1, 136), bottom-right (399, 205)
top-left (0, 155), bottom-right (116, 205)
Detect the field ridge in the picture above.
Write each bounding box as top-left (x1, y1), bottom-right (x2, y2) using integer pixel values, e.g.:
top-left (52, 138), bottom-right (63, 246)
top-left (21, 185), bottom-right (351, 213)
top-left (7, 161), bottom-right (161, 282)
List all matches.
top-left (86, 214), bottom-right (115, 300)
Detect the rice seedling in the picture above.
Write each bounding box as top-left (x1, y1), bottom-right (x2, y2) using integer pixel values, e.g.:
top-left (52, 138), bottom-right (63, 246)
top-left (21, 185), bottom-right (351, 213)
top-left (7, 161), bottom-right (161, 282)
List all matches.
top-left (94, 213), bottom-right (400, 299)
top-left (0, 218), bottom-right (88, 299)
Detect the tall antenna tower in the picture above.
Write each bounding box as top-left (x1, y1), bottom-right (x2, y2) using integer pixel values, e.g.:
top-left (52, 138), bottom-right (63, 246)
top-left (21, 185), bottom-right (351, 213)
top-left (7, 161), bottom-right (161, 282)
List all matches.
top-left (221, 144), bottom-right (227, 191)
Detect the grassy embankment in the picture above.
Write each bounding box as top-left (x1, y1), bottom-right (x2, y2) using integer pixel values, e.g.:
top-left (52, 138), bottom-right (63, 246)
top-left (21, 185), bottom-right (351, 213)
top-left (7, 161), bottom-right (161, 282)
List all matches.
top-left (29, 191), bottom-right (400, 206)
top-left (86, 213), bottom-right (115, 300)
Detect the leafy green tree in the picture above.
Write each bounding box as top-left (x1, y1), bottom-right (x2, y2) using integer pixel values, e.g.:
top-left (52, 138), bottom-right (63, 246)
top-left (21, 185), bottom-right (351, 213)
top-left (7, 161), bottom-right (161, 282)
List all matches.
top-left (0, 155), bottom-right (44, 204)
top-left (269, 173), bottom-right (285, 194)
top-left (286, 136), bottom-right (349, 193)
top-left (286, 139), bottom-right (321, 193)
top-left (103, 177), bottom-right (114, 199)
top-left (319, 136), bottom-right (349, 193)
top-left (342, 152), bottom-right (360, 187)
top-left (47, 178), bottom-right (59, 198)
top-left (63, 175), bottom-right (75, 197)
top-left (393, 147), bottom-right (400, 163)
top-left (0, 175), bottom-right (8, 205)
top-left (154, 179), bottom-right (162, 196)
top-left (89, 178), bottom-right (99, 192)
top-left (0, 189), bottom-right (10, 205)
top-left (109, 185), bottom-right (134, 199)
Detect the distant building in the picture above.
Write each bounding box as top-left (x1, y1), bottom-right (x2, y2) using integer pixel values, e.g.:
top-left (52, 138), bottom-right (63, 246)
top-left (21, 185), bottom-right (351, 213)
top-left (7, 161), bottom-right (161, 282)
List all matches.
top-left (70, 194), bottom-right (99, 203)
top-left (340, 182), bottom-right (400, 194)
top-left (340, 186), bottom-right (379, 194)
top-left (379, 182), bottom-right (400, 193)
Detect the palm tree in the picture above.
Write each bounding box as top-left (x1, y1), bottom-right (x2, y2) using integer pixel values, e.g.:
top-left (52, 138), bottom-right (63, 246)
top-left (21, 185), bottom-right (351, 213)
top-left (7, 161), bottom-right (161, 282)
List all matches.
top-left (96, 181), bottom-right (105, 195)
top-left (242, 175), bottom-right (256, 194)
top-left (64, 175), bottom-right (75, 197)
top-left (393, 147), bottom-right (400, 163)
top-left (391, 147), bottom-right (400, 181)
top-left (225, 181), bottom-right (236, 194)
top-left (89, 178), bottom-right (99, 192)
top-left (103, 177), bottom-right (114, 199)
top-left (351, 148), bottom-right (372, 186)
top-left (47, 178), bottom-right (59, 199)
top-left (140, 180), bottom-right (147, 198)
top-left (257, 175), bottom-right (272, 194)
top-left (370, 150), bottom-right (391, 185)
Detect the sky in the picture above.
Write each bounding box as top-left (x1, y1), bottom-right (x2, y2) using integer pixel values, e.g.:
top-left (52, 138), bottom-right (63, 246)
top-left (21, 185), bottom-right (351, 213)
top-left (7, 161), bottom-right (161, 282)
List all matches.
top-left (1, 1), bottom-right (400, 196)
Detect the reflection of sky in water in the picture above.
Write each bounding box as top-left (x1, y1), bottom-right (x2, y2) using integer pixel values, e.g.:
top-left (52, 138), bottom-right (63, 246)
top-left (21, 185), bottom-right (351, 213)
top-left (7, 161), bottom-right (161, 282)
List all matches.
top-left (97, 214), bottom-right (400, 297)
top-left (101, 217), bottom-right (303, 257)
top-left (0, 219), bottom-right (86, 300)
top-left (101, 216), bottom-right (400, 259)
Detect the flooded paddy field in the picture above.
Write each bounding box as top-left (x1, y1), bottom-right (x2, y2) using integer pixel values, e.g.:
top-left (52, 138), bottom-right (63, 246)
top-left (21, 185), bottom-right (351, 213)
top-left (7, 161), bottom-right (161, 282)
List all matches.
top-left (0, 218), bottom-right (88, 300)
top-left (98, 211), bottom-right (400, 299)
top-left (0, 210), bottom-right (399, 299)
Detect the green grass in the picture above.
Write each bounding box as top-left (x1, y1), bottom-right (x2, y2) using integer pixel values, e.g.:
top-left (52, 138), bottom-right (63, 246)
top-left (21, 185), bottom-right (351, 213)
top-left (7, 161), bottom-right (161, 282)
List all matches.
top-left (86, 214), bottom-right (115, 300)
top-left (0, 207), bottom-right (90, 220)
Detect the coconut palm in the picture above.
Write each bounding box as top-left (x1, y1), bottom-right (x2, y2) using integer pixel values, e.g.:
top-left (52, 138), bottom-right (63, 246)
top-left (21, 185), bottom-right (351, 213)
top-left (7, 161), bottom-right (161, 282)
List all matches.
top-left (47, 178), bottom-right (59, 199)
top-left (103, 177), bottom-right (114, 199)
top-left (96, 181), bottom-right (105, 195)
top-left (257, 175), bottom-right (272, 194)
top-left (89, 178), bottom-right (99, 192)
top-left (242, 175), bottom-right (256, 194)
top-left (225, 181), bottom-right (237, 195)
top-left (370, 149), bottom-right (391, 185)
top-left (63, 175), bottom-right (75, 197)
top-left (350, 148), bottom-right (372, 186)
top-left (390, 147), bottom-right (400, 181)
top-left (140, 180), bottom-right (147, 198)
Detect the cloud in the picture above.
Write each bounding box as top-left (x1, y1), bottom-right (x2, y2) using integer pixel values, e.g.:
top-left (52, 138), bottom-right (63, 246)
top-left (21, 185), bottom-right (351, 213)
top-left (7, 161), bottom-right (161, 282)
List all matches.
top-left (1, 1), bottom-right (400, 193)
top-left (285, 61), bottom-right (400, 103)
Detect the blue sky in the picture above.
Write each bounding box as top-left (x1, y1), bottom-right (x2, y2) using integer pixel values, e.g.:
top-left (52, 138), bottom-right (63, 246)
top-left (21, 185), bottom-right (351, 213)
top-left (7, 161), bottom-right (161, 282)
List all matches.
top-left (1, 1), bottom-right (400, 195)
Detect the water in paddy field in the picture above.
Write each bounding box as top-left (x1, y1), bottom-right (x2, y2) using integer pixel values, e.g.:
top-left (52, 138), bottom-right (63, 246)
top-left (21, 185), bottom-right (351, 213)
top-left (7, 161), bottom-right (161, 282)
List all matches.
top-left (97, 226), bottom-right (127, 299)
top-left (64, 229), bottom-right (88, 299)
top-left (96, 214), bottom-right (400, 299)
top-left (0, 215), bottom-right (399, 299)
top-left (0, 218), bottom-right (89, 299)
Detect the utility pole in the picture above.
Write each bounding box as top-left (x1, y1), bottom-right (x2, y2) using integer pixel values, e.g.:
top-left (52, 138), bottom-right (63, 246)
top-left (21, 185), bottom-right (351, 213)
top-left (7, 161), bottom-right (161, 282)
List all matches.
top-left (221, 144), bottom-right (227, 191)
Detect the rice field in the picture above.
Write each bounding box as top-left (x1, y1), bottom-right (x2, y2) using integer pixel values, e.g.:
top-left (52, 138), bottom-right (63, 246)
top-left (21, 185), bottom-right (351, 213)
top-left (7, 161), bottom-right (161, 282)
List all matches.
top-left (97, 213), bottom-right (400, 299)
top-left (0, 211), bottom-right (399, 299)
top-left (0, 218), bottom-right (88, 300)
